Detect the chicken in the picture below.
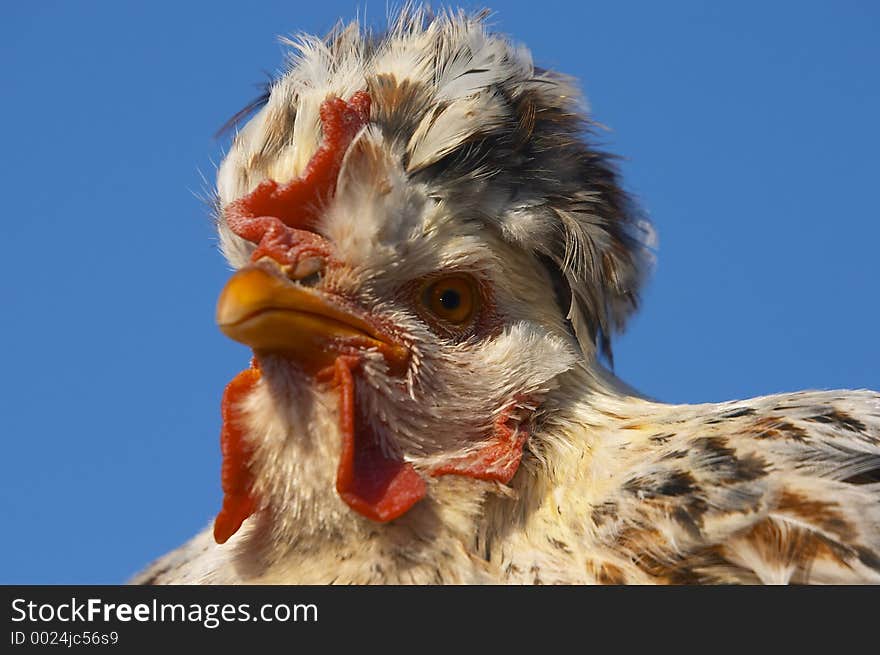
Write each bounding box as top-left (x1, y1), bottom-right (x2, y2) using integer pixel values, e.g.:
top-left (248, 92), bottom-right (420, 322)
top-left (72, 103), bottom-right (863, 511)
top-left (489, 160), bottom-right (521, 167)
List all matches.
top-left (132, 8), bottom-right (880, 585)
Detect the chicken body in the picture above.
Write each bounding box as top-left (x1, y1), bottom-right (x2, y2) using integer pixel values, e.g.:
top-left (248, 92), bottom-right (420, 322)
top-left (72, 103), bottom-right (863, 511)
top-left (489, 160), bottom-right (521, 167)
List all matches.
top-left (137, 384), bottom-right (880, 584)
top-left (133, 9), bottom-right (880, 585)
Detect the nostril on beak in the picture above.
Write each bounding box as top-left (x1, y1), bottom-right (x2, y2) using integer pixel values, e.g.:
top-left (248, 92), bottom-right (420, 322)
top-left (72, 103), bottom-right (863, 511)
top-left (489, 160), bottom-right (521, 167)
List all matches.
top-left (288, 256), bottom-right (325, 287)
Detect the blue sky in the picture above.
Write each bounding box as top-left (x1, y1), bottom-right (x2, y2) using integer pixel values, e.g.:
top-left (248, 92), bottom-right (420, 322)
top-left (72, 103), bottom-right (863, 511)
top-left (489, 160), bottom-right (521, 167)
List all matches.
top-left (1, 1), bottom-right (877, 583)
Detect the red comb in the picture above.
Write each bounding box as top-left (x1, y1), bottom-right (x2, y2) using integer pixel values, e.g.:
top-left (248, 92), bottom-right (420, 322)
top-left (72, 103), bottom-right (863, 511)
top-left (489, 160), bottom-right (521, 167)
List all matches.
top-left (225, 91), bottom-right (371, 267)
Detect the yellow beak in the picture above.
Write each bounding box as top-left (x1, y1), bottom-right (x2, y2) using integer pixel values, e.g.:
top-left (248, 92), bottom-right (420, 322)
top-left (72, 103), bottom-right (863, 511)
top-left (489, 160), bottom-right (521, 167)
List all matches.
top-left (216, 266), bottom-right (407, 374)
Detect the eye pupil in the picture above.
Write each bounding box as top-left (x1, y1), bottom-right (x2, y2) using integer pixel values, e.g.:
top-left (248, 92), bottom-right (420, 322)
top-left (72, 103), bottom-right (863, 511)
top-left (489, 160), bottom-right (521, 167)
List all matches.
top-left (420, 275), bottom-right (478, 328)
top-left (439, 289), bottom-right (461, 310)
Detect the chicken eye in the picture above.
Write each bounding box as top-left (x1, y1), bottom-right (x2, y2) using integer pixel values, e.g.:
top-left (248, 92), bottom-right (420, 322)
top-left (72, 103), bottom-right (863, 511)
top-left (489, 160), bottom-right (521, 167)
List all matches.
top-left (421, 275), bottom-right (478, 326)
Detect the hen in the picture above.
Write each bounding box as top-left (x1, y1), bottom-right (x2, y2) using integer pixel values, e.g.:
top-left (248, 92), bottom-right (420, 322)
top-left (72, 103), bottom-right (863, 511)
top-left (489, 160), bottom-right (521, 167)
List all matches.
top-left (134, 8), bottom-right (880, 584)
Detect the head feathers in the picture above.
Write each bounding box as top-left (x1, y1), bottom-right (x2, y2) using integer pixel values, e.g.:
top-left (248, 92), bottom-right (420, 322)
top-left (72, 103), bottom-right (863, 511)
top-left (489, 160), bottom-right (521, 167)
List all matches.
top-left (217, 5), bottom-right (655, 362)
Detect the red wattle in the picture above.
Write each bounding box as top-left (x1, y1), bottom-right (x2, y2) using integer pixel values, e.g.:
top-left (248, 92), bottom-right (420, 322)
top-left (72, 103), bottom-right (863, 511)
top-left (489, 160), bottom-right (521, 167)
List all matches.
top-left (213, 366), bottom-right (261, 544)
top-left (332, 356), bottom-right (427, 522)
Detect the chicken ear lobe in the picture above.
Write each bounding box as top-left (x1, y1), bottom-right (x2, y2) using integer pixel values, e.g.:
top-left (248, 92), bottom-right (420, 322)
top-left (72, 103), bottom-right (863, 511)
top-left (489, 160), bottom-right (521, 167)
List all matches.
top-left (429, 406), bottom-right (529, 484)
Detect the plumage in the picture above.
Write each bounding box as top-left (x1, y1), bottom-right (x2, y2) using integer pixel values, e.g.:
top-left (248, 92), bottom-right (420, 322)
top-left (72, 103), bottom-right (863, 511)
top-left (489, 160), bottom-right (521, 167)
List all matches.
top-left (133, 7), bottom-right (880, 585)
